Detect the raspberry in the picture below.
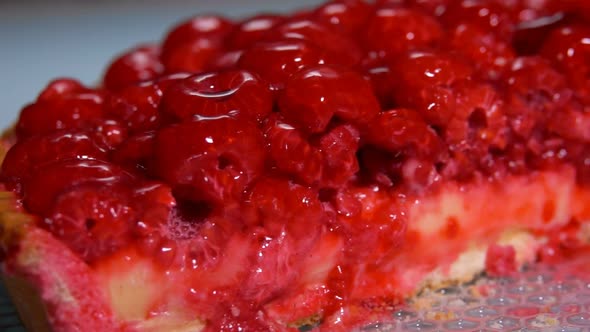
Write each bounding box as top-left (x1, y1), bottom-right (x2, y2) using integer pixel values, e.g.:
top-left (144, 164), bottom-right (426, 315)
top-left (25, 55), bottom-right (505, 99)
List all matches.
top-left (446, 81), bottom-right (508, 149)
top-left (502, 56), bottom-right (571, 138)
top-left (442, 0), bottom-right (516, 41)
top-left (102, 45), bottom-right (164, 91)
top-left (550, 22), bottom-right (589, 54)
top-left (226, 14), bottom-right (285, 50)
top-left (390, 51), bottom-right (474, 126)
top-left (94, 119), bottom-right (128, 149)
top-left (278, 65), bottom-right (380, 133)
top-left (365, 6), bottom-right (443, 58)
top-left (106, 82), bottom-right (163, 133)
top-left (161, 15), bottom-right (234, 73)
top-left (1, 130), bottom-right (108, 182)
top-left (162, 39), bottom-right (221, 73)
top-left (240, 177), bottom-right (326, 304)
top-left (318, 124), bottom-right (360, 187)
top-left (162, 15), bottom-right (233, 52)
top-left (36, 78), bottom-right (88, 102)
top-left (540, 25), bottom-right (590, 103)
top-left (43, 183), bottom-right (135, 262)
top-left (504, 56), bottom-right (569, 98)
top-left (152, 118), bottom-right (265, 206)
top-left (263, 114), bottom-right (323, 185)
top-left (44, 180), bottom-right (175, 264)
top-left (329, 188), bottom-right (362, 218)
top-left (312, 0), bottom-right (373, 36)
top-left (237, 39), bottom-right (331, 91)
top-left (364, 108), bottom-right (442, 158)
top-left (111, 131), bottom-right (156, 174)
top-left (446, 23), bottom-right (516, 80)
top-left (206, 49), bottom-right (244, 71)
top-left (270, 19), bottom-right (363, 67)
top-left (242, 176), bottom-right (324, 239)
top-left (16, 88), bottom-right (108, 139)
top-left (160, 70), bottom-right (273, 123)
top-left (405, 0), bottom-right (449, 16)
top-left (393, 51), bottom-right (474, 88)
top-left (23, 159), bottom-right (134, 216)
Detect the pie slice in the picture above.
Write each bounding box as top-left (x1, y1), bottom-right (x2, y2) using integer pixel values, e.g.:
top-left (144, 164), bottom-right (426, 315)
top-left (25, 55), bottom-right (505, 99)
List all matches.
top-left (2, 1), bottom-right (590, 331)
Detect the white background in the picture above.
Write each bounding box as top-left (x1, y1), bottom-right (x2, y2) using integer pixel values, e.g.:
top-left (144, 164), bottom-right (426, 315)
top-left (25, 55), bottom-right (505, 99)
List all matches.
top-left (0, 0), bottom-right (324, 128)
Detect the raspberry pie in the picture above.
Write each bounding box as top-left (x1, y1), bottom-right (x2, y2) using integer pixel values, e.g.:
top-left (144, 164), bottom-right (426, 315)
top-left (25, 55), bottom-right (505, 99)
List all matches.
top-left (2, 0), bottom-right (590, 331)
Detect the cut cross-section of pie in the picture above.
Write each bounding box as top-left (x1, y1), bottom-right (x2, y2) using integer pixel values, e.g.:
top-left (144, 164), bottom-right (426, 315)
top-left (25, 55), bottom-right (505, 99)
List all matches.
top-left (2, 1), bottom-right (590, 331)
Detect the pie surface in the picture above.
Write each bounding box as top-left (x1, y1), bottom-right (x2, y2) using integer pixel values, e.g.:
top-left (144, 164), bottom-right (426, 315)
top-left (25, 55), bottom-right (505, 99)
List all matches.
top-left (1, 1), bottom-right (590, 331)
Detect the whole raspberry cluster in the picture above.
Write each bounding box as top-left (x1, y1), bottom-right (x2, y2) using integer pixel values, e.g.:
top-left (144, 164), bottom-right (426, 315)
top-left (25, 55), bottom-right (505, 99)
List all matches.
top-left (5, 0), bottom-right (590, 279)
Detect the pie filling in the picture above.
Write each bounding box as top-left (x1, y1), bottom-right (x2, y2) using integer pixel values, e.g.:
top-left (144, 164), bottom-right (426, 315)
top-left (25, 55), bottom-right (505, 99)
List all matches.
top-left (1, 0), bottom-right (590, 331)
